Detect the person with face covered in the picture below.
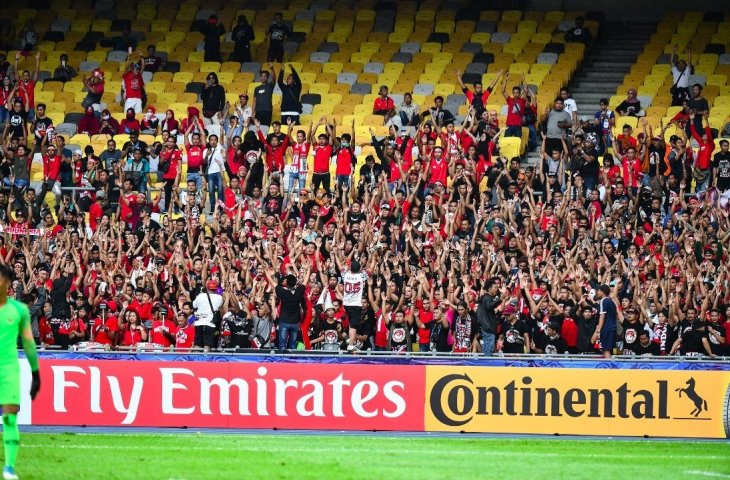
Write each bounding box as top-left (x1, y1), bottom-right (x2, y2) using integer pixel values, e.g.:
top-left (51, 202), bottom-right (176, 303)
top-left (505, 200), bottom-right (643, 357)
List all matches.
top-left (77, 106), bottom-right (100, 135)
top-left (98, 109), bottom-right (120, 135)
top-left (118, 108), bottom-right (141, 134)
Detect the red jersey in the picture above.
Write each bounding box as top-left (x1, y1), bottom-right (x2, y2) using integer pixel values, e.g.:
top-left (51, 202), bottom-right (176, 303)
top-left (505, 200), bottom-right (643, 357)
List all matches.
top-left (128, 300), bottom-right (153, 321)
top-left (440, 131), bottom-right (460, 160)
top-left (312, 144), bottom-right (333, 173)
top-left (415, 300), bottom-right (434, 345)
top-left (92, 316), bottom-right (119, 345)
top-left (150, 319), bottom-right (177, 346)
top-left (89, 202), bottom-right (103, 231)
top-left (122, 71), bottom-right (144, 99)
top-left (373, 96), bottom-right (394, 113)
top-left (161, 148), bottom-right (181, 180)
top-left (39, 317), bottom-right (54, 345)
top-left (506, 97), bottom-right (526, 127)
top-left (19, 80), bottom-right (35, 108)
top-left (428, 157), bottom-right (448, 185)
top-left (621, 156), bottom-right (643, 188)
top-left (258, 131), bottom-right (289, 172)
top-left (335, 146), bottom-right (355, 176)
top-left (43, 154), bottom-right (62, 181)
top-left (175, 323), bottom-right (195, 349)
top-left (186, 144), bottom-right (204, 171)
top-left (374, 309), bottom-right (390, 348)
top-left (690, 124), bottom-right (715, 170)
top-left (290, 141), bottom-right (310, 173)
top-left (120, 324), bottom-right (146, 346)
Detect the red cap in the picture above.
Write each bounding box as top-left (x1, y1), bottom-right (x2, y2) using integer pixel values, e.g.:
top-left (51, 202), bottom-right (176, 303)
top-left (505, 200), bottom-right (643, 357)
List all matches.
top-left (206, 280), bottom-right (218, 290)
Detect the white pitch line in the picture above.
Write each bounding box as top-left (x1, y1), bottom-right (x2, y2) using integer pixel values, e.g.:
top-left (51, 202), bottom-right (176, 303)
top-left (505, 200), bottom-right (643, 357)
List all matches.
top-left (684, 472), bottom-right (730, 479)
top-left (21, 443), bottom-right (726, 460)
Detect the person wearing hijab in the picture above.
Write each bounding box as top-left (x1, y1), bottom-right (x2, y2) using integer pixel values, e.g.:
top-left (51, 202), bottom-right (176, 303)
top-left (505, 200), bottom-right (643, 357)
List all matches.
top-left (616, 88), bottom-right (642, 117)
top-left (141, 106), bottom-right (159, 134)
top-left (181, 106), bottom-right (202, 133)
top-left (201, 72), bottom-right (226, 120)
top-left (160, 109), bottom-right (179, 136)
top-left (231, 15), bottom-right (255, 63)
top-left (119, 108), bottom-right (141, 134)
top-left (99, 109), bottom-right (120, 135)
top-left (241, 130), bottom-right (264, 194)
top-left (77, 105), bottom-right (101, 135)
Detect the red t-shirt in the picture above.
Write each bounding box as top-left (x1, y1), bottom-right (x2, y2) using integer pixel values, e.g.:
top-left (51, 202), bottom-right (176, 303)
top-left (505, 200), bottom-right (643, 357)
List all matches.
top-left (416, 300), bottom-right (434, 345)
top-left (121, 324), bottom-right (146, 346)
top-left (43, 154), bottom-right (62, 181)
top-left (374, 309), bottom-right (390, 348)
top-left (19, 80), bottom-right (35, 108)
top-left (89, 202), bottom-right (103, 231)
top-left (373, 96), bottom-right (394, 113)
top-left (93, 316), bottom-right (119, 345)
top-left (122, 71), bottom-right (144, 99)
top-left (150, 319), bottom-right (177, 346)
top-left (161, 148), bottom-right (182, 180)
top-left (506, 97), bottom-right (526, 127)
top-left (690, 124), bottom-right (715, 170)
top-left (335, 147), bottom-right (355, 175)
top-left (312, 144), bottom-right (333, 173)
top-left (428, 157), bottom-right (448, 185)
top-left (186, 144), bottom-right (204, 171)
top-left (176, 323), bottom-right (195, 349)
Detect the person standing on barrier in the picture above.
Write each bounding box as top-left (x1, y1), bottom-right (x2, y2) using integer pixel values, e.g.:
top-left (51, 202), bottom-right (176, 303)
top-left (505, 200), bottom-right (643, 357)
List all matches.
top-left (477, 279), bottom-right (505, 355)
top-left (193, 280), bottom-right (223, 353)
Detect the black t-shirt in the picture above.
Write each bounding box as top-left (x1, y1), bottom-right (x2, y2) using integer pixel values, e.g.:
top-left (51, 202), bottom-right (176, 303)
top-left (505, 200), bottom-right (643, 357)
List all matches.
top-left (321, 319), bottom-right (342, 348)
top-left (254, 82), bottom-right (275, 112)
top-left (275, 283), bottom-right (305, 324)
top-left (33, 116), bottom-right (53, 142)
top-left (500, 319), bottom-right (528, 353)
top-left (540, 334), bottom-right (567, 354)
top-left (634, 341), bottom-right (660, 356)
top-left (621, 320), bottom-right (643, 354)
top-left (681, 328), bottom-right (707, 355)
top-left (713, 151), bottom-right (730, 190)
top-left (707, 323), bottom-right (726, 356)
top-left (688, 97), bottom-right (709, 115)
top-left (224, 313), bottom-right (252, 348)
top-left (8, 109), bottom-right (27, 137)
top-left (389, 320), bottom-right (410, 352)
top-left (267, 23), bottom-right (291, 47)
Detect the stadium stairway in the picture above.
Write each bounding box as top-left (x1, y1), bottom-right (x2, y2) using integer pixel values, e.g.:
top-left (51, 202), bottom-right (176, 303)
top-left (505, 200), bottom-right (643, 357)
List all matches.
top-left (572, 21), bottom-right (656, 118)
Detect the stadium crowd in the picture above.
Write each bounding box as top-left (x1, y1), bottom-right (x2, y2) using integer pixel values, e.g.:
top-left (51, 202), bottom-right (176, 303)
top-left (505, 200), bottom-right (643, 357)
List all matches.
top-left (0, 14), bottom-right (729, 359)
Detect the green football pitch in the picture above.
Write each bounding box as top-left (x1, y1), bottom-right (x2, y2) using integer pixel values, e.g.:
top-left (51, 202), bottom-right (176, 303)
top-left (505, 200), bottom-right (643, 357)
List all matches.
top-left (4, 432), bottom-right (730, 479)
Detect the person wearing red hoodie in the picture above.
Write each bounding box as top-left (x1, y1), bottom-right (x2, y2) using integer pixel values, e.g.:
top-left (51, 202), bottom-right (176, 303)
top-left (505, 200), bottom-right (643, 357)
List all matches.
top-left (159, 135), bottom-right (182, 211)
top-left (160, 109), bottom-right (179, 135)
top-left (76, 105), bottom-right (100, 135)
top-left (689, 112), bottom-right (715, 193)
top-left (181, 106), bottom-right (203, 134)
top-left (140, 105), bottom-right (159, 134)
top-left (118, 108), bottom-right (141, 134)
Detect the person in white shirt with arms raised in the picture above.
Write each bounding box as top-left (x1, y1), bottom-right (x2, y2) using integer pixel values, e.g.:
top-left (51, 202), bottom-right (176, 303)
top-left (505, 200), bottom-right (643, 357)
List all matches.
top-left (339, 257), bottom-right (376, 351)
top-left (193, 280), bottom-right (223, 352)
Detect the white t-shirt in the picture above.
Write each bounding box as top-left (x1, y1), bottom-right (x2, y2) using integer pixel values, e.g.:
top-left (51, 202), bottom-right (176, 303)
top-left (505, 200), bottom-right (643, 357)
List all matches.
top-left (206, 146), bottom-right (226, 175)
top-left (563, 98), bottom-right (578, 117)
top-left (193, 291), bottom-right (224, 327)
top-left (671, 65), bottom-right (691, 89)
top-left (342, 270), bottom-right (368, 307)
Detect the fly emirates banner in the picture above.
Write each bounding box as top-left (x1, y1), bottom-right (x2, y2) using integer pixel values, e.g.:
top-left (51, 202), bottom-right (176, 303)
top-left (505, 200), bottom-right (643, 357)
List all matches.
top-left (21, 358), bottom-right (730, 438)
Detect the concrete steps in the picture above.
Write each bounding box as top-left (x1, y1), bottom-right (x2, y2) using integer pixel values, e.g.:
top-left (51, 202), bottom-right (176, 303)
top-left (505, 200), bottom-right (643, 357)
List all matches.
top-left (571, 22), bottom-right (656, 117)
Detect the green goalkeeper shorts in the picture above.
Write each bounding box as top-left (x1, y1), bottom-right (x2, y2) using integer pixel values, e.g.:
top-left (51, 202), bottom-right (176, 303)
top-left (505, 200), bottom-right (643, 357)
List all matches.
top-left (0, 362), bottom-right (20, 406)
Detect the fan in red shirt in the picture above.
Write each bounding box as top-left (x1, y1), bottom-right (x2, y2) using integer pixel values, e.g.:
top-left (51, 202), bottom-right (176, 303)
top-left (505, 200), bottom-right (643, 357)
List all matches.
top-left (689, 113), bottom-right (715, 171)
top-left (159, 137), bottom-right (182, 209)
top-left (456, 69), bottom-right (502, 115)
top-left (91, 303), bottom-right (119, 346)
top-left (373, 85), bottom-right (395, 116)
top-left (89, 191), bottom-right (106, 231)
top-left (255, 118), bottom-right (291, 173)
top-left (119, 310), bottom-right (148, 347)
top-left (149, 305), bottom-right (177, 347)
top-left (122, 59), bottom-right (144, 113)
top-left (620, 146), bottom-right (643, 193)
top-left (310, 121), bottom-right (335, 191)
top-left (174, 311), bottom-right (195, 349)
top-left (14, 51), bottom-right (40, 114)
top-left (427, 147), bottom-right (448, 186)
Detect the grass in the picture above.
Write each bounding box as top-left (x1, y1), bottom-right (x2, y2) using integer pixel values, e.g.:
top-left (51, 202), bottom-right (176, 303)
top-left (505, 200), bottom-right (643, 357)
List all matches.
top-left (5, 432), bottom-right (730, 480)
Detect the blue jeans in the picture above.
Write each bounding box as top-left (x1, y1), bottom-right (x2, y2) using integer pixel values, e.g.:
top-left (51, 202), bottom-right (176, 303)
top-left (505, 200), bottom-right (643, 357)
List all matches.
top-left (400, 111), bottom-right (418, 127)
top-left (336, 174), bottom-right (351, 189)
top-left (0, 107), bottom-right (8, 124)
top-left (527, 124), bottom-right (538, 149)
top-left (288, 172), bottom-right (306, 192)
top-left (419, 343), bottom-right (430, 352)
top-left (207, 172), bottom-right (223, 211)
top-left (187, 172), bottom-right (203, 191)
top-left (278, 323), bottom-right (299, 350)
top-left (505, 125), bottom-right (522, 138)
top-left (138, 179), bottom-right (148, 193)
top-left (481, 331), bottom-right (496, 356)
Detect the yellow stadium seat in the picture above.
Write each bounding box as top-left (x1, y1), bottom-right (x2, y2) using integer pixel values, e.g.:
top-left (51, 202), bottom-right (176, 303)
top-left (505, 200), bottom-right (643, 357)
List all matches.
top-left (62, 81), bottom-right (84, 93)
top-left (708, 75), bottom-right (727, 87)
top-left (172, 72), bottom-right (194, 83)
top-left (498, 136), bottom-right (521, 159)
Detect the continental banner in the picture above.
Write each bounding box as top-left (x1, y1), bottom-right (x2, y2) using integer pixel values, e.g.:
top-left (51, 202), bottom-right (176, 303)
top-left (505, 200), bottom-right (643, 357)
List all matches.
top-left (425, 366), bottom-right (730, 438)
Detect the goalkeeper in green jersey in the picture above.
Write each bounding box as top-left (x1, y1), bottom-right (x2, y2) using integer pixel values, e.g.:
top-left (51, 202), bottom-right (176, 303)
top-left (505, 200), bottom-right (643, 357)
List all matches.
top-left (0, 263), bottom-right (41, 480)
